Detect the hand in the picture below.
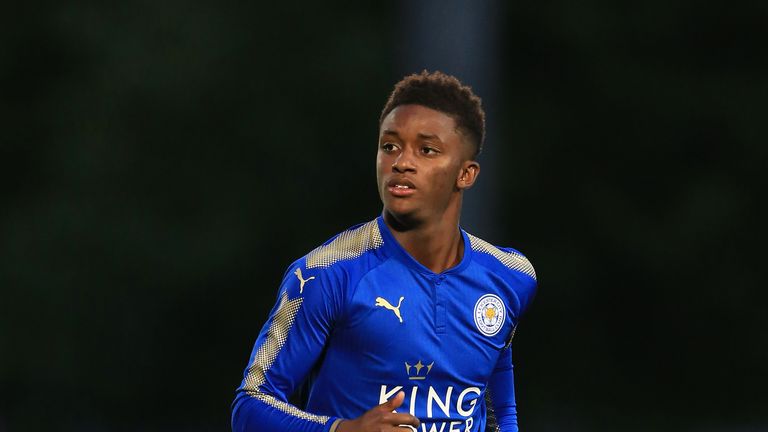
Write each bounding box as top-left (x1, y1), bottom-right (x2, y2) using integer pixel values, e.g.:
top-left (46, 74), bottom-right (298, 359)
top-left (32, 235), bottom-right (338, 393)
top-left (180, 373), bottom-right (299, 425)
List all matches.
top-left (336, 391), bottom-right (420, 432)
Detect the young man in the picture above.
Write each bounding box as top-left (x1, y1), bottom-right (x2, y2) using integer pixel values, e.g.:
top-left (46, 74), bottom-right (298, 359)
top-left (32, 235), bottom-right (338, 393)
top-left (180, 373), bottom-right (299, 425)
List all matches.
top-left (232, 71), bottom-right (537, 432)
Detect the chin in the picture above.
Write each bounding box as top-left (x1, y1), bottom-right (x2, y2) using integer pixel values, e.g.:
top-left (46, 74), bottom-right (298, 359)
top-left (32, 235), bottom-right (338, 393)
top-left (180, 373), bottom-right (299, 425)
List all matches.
top-left (383, 199), bottom-right (414, 215)
top-left (383, 203), bottom-right (424, 226)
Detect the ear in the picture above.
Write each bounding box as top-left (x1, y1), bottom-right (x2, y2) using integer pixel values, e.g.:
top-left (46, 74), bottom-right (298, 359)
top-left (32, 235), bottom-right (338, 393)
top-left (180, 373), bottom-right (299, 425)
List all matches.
top-left (456, 160), bottom-right (480, 190)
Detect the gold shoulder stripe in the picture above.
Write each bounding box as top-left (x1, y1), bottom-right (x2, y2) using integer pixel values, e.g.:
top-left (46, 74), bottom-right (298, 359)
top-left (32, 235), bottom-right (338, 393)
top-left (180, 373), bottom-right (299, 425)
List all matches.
top-left (242, 291), bottom-right (329, 425)
top-left (250, 393), bottom-right (330, 424)
top-left (468, 234), bottom-right (537, 281)
top-left (306, 220), bottom-right (383, 269)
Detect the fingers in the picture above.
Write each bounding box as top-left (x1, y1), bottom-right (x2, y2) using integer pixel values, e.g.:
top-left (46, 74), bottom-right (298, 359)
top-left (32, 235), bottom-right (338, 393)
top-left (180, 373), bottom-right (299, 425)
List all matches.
top-left (388, 413), bottom-right (420, 427)
top-left (381, 390), bottom-right (405, 411)
top-left (380, 392), bottom-right (420, 428)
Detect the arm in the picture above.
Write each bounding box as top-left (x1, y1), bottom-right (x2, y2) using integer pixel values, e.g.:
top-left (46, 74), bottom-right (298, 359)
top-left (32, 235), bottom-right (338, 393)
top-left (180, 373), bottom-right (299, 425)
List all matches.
top-left (231, 261), bottom-right (344, 432)
top-left (486, 345), bottom-right (518, 432)
top-left (487, 271), bottom-right (537, 432)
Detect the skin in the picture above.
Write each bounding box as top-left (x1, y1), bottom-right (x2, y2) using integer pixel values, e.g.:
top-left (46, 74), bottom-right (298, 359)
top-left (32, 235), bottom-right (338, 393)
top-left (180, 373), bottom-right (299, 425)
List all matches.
top-left (337, 391), bottom-right (419, 432)
top-left (377, 104), bottom-right (480, 273)
top-left (337, 104), bottom-right (480, 432)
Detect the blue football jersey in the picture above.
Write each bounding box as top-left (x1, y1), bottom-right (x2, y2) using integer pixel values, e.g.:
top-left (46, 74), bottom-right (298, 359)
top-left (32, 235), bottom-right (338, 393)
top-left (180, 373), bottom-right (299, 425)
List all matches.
top-left (232, 217), bottom-right (537, 432)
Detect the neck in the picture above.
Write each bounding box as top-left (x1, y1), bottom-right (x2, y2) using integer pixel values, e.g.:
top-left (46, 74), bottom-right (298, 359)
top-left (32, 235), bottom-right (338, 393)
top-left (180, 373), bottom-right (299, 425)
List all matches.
top-left (382, 204), bottom-right (464, 274)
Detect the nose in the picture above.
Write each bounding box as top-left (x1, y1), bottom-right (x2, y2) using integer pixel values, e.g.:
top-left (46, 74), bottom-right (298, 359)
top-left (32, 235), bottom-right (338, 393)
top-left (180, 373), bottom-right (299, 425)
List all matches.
top-left (392, 149), bottom-right (416, 173)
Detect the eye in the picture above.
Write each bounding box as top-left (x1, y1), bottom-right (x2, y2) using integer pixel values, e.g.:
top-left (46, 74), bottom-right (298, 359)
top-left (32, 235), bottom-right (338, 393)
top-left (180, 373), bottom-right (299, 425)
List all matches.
top-left (381, 142), bottom-right (398, 152)
top-left (421, 146), bottom-right (439, 155)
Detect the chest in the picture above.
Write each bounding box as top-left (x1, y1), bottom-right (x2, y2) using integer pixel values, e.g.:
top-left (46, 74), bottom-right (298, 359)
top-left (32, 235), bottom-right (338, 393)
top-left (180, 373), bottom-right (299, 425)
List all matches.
top-left (333, 261), bottom-right (520, 386)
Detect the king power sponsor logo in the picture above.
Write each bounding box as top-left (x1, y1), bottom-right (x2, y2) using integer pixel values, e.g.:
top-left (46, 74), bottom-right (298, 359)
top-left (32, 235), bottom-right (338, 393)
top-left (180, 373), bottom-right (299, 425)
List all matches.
top-left (379, 385), bottom-right (482, 432)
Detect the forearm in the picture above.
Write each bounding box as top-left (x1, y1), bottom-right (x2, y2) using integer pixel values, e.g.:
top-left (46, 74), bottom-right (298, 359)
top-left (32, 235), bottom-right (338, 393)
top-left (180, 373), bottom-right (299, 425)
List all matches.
top-left (487, 347), bottom-right (519, 432)
top-left (232, 261), bottom-right (345, 432)
top-left (232, 391), bottom-right (343, 432)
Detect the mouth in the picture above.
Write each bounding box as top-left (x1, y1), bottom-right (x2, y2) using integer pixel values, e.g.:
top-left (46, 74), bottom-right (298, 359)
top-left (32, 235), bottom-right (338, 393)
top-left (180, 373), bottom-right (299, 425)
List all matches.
top-left (386, 178), bottom-right (416, 197)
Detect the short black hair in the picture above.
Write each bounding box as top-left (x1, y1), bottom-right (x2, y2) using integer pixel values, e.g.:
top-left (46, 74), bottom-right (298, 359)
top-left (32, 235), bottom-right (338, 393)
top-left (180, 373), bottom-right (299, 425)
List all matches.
top-left (379, 70), bottom-right (485, 158)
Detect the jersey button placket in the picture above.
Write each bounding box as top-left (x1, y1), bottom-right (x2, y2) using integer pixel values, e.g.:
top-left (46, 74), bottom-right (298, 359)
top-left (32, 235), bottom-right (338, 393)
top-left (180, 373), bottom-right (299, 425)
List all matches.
top-left (434, 275), bottom-right (446, 334)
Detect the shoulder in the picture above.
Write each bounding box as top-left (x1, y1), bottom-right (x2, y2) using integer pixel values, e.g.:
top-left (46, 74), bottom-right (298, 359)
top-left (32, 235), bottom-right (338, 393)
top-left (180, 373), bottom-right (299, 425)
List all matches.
top-left (466, 232), bottom-right (537, 282)
top-left (466, 232), bottom-right (538, 315)
top-left (302, 219), bottom-right (385, 272)
top-left (277, 219), bottom-right (385, 311)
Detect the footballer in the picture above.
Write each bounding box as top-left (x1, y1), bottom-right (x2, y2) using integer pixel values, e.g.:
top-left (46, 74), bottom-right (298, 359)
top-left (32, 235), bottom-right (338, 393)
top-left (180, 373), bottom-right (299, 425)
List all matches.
top-left (232, 71), bottom-right (537, 432)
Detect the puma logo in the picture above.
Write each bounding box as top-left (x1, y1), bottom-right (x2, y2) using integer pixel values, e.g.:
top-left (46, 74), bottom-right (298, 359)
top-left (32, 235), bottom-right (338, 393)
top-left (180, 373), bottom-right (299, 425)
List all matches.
top-left (375, 296), bottom-right (404, 323)
top-left (294, 268), bottom-right (315, 294)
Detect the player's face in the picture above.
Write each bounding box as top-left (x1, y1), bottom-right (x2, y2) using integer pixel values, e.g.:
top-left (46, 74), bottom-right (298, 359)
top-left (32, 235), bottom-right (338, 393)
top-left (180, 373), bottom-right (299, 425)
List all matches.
top-left (376, 104), bottom-right (479, 223)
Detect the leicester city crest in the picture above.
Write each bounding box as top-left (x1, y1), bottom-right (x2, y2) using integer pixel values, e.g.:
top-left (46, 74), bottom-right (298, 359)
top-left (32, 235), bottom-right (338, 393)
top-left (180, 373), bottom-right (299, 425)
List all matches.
top-left (474, 294), bottom-right (505, 336)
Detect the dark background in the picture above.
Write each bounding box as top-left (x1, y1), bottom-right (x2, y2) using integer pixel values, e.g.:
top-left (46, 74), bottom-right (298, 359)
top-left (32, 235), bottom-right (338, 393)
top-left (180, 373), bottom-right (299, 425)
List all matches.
top-left (2, 1), bottom-right (766, 431)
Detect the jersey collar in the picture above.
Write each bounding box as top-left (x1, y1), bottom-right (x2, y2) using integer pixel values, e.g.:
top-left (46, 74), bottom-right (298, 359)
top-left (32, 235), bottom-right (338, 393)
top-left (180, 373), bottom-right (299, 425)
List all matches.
top-left (376, 216), bottom-right (472, 276)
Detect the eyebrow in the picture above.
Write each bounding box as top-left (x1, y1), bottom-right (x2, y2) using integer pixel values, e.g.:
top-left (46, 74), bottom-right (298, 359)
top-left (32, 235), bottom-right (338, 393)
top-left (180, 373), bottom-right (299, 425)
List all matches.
top-left (381, 130), bottom-right (443, 142)
top-left (381, 129), bottom-right (399, 137)
top-left (417, 132), bottom-right (442, 142)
